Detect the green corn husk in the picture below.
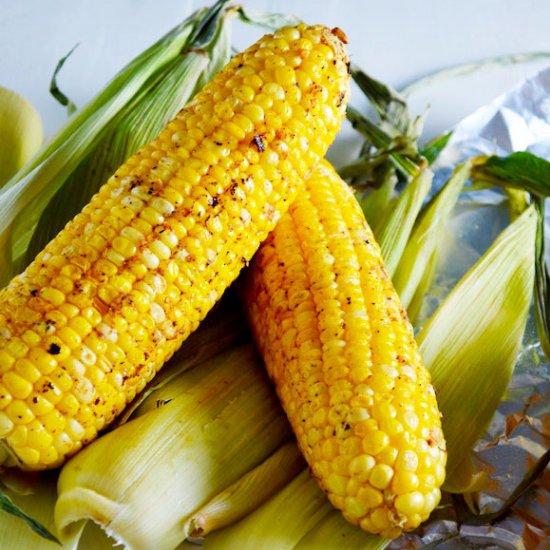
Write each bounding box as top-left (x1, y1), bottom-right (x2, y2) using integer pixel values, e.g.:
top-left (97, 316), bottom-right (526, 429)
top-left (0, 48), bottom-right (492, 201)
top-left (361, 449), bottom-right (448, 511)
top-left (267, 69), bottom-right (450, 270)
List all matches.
top-left (358, 166), bottom-right (398, 234)
top-left (0, 0), bottom-right (231, 285)
top-left (375, 169), bottom-right (433, 276)
top-left (188, 440), bottom-right (305, 537)
top-left (393, 162), bottom-right (471, 313)
top-left (55, 345), bottom-right (291, 550)
top-left (418, 205), bottom-right (537, 492)
top-left (505, 187), bottom-right (529, 221)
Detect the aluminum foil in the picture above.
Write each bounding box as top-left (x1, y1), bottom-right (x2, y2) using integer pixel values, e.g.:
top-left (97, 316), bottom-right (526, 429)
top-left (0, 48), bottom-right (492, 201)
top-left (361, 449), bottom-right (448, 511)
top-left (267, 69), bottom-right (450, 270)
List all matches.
top-left (389, 68), bottom-right (550, 550)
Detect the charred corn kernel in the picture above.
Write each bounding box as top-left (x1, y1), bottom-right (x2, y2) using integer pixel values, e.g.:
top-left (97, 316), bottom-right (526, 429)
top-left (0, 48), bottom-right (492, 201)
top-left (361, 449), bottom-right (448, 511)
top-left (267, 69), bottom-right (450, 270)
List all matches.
top-left (243, 161), bottom-right (446, 538)
top-left (0, 25), bottom-right (349, 470)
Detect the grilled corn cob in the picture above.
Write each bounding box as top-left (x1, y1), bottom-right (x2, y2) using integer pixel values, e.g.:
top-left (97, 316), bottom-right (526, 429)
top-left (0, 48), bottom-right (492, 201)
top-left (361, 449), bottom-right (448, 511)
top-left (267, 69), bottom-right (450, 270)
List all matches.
top-left (0, 24), bottom-right (350, 470)
top-left (242, 160), bottom-right (446, 538)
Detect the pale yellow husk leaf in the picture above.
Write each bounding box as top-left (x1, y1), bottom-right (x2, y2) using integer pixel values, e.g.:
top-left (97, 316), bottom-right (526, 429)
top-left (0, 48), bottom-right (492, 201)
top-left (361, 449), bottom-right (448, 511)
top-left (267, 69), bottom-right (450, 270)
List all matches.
top-left (418, 205), bottom-right (537, 492)
top-left (55, 345), bottom-right (291, 550)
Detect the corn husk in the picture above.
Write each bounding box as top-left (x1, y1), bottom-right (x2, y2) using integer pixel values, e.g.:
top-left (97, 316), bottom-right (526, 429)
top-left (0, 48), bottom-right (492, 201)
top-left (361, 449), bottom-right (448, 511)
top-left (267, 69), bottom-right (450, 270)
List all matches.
top-left (0, 87), bottom-right (43, 188)
top-left (294, 510), bottom-right (390, 550)
top-left (375, 169), bottom-right (433, 276)
top-left (55, 345), bottom-right (291, 550)
top-left (358, 167), bottom-right (398, 234)
top-left (418, 205), bottom-right (537, 492)
top-left (203, 470), bottom-right (333, 550)
top-left (189, 440), bottom-right (305, 537)
top-left (393, 162), bottom-right (471, 314)
top-left (0, 475), bottom-right (81, 550)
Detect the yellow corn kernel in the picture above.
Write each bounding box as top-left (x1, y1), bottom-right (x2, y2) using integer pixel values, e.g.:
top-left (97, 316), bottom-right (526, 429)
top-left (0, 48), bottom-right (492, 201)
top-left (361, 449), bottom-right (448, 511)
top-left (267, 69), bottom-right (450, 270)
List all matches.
top-left (0, 350), bottom-right (15, 373)
top-left (26, 420), bottom-right (53, 450)
top-left (3, 371), bottom-right (33, 400)
top-left (39, 287), bottom-right (66, 306)
top-left (12, 446), bottom-right (40, 466)
top-left (395, 492), bottom-right (425, 516)
top-left (0, 412), bottom-right (14, 437)
top-left (6, 401), bottom-right (34, 424)
top-left (0, 24), bottom-right (349, 470)
top-left (27, 395), bottom-right (55, 416)
top-left (0, 385), bottom-right (12, 410)
top-left (369, 464), bottom-right (394, 490)
top-left (7, 424), bottom-right (27, 446)
top-left (242, 161), bottom-right (446, 537)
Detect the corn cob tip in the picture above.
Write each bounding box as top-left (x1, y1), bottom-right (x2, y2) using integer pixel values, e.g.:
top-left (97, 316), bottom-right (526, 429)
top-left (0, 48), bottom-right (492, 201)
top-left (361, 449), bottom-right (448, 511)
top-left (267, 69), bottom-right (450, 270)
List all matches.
top-left (331, 27), bottom-right (348, 44)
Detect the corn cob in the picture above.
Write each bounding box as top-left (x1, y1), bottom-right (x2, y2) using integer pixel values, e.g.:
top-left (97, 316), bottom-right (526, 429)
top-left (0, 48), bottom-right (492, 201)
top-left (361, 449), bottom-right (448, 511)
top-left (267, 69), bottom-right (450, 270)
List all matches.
top-left (242, 160), bottom-right (446, 538)
top-left (0, 24), bottom-right (350, 470)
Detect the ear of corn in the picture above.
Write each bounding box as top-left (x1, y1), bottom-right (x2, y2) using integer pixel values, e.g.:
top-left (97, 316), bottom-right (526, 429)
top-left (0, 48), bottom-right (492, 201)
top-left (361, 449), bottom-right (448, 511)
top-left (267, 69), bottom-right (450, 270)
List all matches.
top-left (0, 87), bottom-right (43, 189)
top-left (242, 160), bottom-right (446, 538)
top-left (393, 162), bottom-right (471, 314)
top-left (188, 440), bottom-right (305, 537)
top-left (55, 344), bottom-right (291, 550)
top-left (0, 23), bottom-right (350, 470)
top-left (418, 205), bottom-right (536, 492)
top-left (203, 204), bottom-right (536, 543)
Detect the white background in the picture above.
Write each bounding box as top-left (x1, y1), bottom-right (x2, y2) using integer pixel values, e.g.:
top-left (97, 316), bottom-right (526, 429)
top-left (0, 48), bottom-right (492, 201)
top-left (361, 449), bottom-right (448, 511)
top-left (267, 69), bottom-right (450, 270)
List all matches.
top-left (2, 0), bottom-right (550, 145)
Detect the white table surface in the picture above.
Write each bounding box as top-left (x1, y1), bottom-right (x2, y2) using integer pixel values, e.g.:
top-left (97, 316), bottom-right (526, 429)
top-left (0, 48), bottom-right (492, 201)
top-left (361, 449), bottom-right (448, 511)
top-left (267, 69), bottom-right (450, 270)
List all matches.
top-left (2, 0), bottom-right (550, 144)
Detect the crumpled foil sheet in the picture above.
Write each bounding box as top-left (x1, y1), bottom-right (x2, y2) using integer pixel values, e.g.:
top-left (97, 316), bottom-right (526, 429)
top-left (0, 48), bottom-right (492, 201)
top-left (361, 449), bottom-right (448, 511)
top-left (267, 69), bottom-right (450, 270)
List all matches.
top-left (389, 67), bottom-right (550, 549)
